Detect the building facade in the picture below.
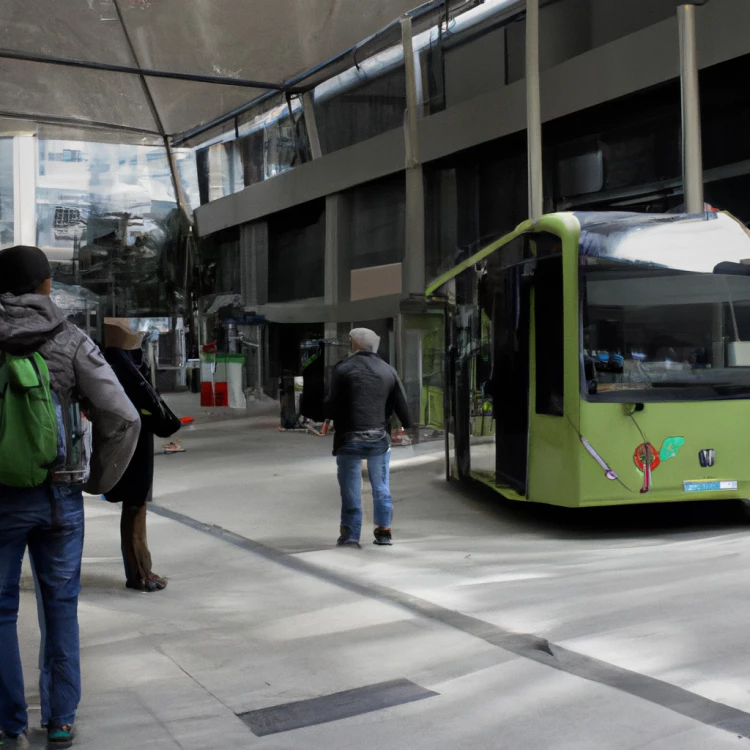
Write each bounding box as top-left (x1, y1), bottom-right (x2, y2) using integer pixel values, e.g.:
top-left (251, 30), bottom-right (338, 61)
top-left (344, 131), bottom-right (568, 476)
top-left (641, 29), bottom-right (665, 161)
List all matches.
top-left (192, 0), bottom-right (750, 411)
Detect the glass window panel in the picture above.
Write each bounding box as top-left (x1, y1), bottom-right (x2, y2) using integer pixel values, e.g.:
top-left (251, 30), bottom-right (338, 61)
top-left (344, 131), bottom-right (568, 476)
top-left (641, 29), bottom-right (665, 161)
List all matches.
top-left (268, 200), bottom-right (326, 303)
top-left (38, 137), bottom-right (188, 317)
top-left (348, 175), bottom-right (405, 270)
top-left (314, 67), bottom-right (406, 155)
top-left (0, 138), bottom-right (14, 249)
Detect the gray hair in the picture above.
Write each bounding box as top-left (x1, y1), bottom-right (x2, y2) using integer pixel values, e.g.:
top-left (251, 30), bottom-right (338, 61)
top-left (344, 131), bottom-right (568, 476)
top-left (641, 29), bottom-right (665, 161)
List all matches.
top-left (349, 327), bottom-right (380, 353)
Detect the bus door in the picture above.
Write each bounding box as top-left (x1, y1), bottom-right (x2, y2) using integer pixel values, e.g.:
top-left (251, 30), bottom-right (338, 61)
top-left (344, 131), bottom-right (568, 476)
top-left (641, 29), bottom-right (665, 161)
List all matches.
top-left (491, 263), bottom-right (532, 494)
top-left (397, 297), bottom-right (449, 448)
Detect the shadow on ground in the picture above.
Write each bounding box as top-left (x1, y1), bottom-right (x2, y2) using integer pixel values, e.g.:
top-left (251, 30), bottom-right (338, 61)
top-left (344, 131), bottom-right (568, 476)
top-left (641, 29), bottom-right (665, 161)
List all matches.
top-left (439, 474), bottom-right (750, 541)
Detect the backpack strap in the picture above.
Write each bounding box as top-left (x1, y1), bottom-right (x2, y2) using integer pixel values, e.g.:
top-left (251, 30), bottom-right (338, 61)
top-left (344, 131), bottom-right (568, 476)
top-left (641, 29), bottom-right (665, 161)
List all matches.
top-left (6, 353), bottom-right (47, 391)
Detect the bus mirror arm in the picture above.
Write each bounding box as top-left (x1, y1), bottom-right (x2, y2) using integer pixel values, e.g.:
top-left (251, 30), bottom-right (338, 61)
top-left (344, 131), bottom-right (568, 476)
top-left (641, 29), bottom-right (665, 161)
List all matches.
top-left (622, 403), bottom-right (645, 416)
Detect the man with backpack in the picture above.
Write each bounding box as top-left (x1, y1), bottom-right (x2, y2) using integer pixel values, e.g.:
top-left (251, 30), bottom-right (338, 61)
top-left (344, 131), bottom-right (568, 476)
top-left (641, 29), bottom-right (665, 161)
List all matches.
top-left (0, 245), bottom-right (140, 746)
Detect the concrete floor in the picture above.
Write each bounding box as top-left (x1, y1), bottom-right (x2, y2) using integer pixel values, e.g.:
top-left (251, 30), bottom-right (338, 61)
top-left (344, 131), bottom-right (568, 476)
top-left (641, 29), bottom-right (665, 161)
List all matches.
top-left (12, 400), bottom-right (750, 748)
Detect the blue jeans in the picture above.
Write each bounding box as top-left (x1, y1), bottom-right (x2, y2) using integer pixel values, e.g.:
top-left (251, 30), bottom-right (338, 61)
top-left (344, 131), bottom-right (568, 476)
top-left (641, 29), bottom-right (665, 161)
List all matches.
top-left (336, 440), bottom-right (392, 543)
top-left (0, 484), bottom-right (84, 734)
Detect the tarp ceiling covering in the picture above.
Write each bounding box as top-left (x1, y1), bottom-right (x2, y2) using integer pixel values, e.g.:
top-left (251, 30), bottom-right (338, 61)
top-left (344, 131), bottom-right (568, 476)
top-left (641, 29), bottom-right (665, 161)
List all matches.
top-left (0, 0), bottom-right (426, 140)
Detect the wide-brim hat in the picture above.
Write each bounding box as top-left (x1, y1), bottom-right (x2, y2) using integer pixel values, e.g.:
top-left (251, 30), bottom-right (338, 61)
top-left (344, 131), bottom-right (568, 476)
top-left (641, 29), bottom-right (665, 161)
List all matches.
top-left (104, 318), bottom-right (146, 351)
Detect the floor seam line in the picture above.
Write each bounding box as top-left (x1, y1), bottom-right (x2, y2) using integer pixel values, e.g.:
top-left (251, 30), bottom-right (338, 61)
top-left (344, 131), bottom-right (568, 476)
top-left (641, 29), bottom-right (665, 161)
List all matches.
top-left (150, 637), bottom-right (236, 716)
top-left (148, 502), bottom-right (750, 739)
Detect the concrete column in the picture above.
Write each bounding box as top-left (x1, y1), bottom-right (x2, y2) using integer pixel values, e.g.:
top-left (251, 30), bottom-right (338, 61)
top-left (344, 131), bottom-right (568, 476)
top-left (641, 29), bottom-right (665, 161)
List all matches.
top-left (324, 194), bottom-right (339, 308)
top-left (526, 0), bottom-right (543, 221)
top-left (240, 221), bottom-right (268, 308)
top-left (228, 141), bottom-right (245, 194)
top-left (13, 135), bottom-right (37, 247)
top-left (401, 15), bottom-right (426, 297)
top-left (325, 192), bottom-right (352, 307)
top-left (678, 3), bottom-right (704, 214)
top-left (303, 92), bottom-right (323, 160)
top-left (324, 193), bottom-right (347, 374)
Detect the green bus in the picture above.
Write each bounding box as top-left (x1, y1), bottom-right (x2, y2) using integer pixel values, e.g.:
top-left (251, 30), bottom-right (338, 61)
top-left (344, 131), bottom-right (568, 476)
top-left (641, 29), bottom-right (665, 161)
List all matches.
top-left (425, 210), bottom-right (750, 507)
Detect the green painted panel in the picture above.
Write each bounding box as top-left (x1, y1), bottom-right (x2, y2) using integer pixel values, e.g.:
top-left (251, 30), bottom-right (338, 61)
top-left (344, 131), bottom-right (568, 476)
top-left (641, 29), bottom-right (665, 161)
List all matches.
top-left (577, 400), bottom-right (750, 506)
top-left (527, 214), bottom-right (582, 507)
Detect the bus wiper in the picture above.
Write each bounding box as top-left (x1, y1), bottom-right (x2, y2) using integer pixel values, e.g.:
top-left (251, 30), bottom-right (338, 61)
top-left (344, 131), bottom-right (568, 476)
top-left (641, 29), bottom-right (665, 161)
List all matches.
top-left (708, 383), bottom-right (750, 399)
top-left (650, 381), bottom-right (695, 388)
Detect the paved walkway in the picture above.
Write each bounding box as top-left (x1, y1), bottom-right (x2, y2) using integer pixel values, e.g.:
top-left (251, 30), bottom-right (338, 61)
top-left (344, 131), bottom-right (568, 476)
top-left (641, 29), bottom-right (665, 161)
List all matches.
top-left (13, 404), bottom-right (750, 748)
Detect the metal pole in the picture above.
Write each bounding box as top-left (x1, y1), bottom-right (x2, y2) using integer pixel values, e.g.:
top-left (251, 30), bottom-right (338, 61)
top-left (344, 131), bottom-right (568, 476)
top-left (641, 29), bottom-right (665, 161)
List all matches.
top-left (302, 92), bottom-right (323, 160)
top-left (401, 15), bottom-right (420, 168)
top-left (0, 47), bottom-right (294, 92)
top-left (112, 0), bottom-right (193, 223)
top-left (402, 14), bottom-right (426, 297)
top-left (526, 0), bottom-right (543, 221)
top-left (678, 4), bottom-right (705, 214)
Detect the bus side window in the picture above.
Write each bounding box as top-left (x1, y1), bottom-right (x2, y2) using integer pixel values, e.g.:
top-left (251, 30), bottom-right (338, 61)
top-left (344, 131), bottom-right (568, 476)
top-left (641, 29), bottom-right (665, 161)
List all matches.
top-left (535, 256), bottom-right (564, 416)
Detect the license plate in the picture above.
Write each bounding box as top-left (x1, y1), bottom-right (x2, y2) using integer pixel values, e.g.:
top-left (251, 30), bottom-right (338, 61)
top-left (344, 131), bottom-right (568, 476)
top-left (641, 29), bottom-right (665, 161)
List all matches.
top-left (683, 480), bottom-right (738, 493)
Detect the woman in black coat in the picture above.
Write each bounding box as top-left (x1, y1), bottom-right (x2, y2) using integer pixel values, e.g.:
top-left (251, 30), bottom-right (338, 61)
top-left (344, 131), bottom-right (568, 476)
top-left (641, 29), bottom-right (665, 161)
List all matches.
top-left (102, 320), bottom-right (168, 592)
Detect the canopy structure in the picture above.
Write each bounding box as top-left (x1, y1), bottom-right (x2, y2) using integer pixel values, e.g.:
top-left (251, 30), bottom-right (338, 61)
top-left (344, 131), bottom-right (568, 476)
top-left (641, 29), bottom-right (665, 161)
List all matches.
top-left (0, 0), bottom-right (439, 144)
top-left (0, 0), bottom-right (497, 320)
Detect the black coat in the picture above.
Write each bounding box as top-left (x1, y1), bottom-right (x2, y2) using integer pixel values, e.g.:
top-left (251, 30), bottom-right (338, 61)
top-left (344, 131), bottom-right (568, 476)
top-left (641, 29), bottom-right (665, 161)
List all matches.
top-left (102, 348), bottom-right (155, 507)
top-left (324, 351), bottom-right (412, 455)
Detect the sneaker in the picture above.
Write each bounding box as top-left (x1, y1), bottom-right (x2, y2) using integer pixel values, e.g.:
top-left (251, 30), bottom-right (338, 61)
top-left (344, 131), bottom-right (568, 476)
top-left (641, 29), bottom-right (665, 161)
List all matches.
top-left (1, 729), bottom-right (27, 742)
top-left (47, 725), bottom-right (74, 746)
top-left (373, 527), bottom-right (393, 546)
top-left (336, 527), bottom-right (361, 548)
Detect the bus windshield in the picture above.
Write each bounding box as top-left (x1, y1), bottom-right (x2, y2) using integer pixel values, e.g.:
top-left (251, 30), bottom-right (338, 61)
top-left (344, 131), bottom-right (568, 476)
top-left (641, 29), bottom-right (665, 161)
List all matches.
top-left (582, 259), bottom-right (750, 402)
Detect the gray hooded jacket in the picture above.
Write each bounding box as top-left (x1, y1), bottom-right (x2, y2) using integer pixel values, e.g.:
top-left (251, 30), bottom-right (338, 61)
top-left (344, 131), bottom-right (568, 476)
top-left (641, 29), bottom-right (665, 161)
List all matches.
top-left (0, 293), bottom-right (140, 494)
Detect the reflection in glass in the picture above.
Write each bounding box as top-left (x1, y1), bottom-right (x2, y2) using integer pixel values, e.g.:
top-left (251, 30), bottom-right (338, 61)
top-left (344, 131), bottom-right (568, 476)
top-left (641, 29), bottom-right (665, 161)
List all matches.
top-left (0, 138), bottom-right (13, 249)
top-left (583, 262), bottom-right (750, 401)
top-left (37, 138), bottom-right (197, 319)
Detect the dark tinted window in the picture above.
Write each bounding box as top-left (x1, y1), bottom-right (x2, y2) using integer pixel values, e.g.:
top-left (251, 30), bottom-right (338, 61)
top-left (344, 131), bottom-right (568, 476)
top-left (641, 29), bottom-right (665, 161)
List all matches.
top-left (534, 234), bottom-right (564, 416)
top-left (268, 201), bottom-right (326, 302)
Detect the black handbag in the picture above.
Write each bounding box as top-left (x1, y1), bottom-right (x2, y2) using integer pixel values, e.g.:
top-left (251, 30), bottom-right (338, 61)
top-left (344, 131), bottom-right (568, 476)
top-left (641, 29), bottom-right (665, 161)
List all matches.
top-left (103, 347), bottom-right (183, 438)
top-left (137, 375), bottom-right (182, 438)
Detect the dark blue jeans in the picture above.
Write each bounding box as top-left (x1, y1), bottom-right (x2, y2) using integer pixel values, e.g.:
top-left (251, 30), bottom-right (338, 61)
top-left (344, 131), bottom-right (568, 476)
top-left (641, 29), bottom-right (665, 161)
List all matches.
top-left (336, 439), bottom-right (392, 543)
top-left (0, 484), bottom-right (84, 734)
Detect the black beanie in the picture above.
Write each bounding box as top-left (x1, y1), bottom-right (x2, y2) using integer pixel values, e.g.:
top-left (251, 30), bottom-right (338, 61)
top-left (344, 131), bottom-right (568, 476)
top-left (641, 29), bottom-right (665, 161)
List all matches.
top-left (0, 245), bottom-right (52, 296)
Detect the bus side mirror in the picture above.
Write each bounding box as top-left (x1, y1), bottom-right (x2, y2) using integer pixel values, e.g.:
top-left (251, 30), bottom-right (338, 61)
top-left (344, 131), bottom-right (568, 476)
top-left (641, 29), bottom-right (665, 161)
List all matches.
top-left (713, 261), bottom-right (750, 276)
top-left (520, 264), bottom-right (536, 288)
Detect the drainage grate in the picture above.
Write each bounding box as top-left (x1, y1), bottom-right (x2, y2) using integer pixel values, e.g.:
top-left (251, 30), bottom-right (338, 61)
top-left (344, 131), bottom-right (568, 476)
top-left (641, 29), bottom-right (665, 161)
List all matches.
top-left (239, 678), bottom-right (438, 736)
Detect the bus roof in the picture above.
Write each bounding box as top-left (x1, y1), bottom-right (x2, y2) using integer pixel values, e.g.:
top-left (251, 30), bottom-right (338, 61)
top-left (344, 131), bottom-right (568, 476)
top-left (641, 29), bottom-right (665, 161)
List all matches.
top-left (425, 211), bottom-right (750, 295)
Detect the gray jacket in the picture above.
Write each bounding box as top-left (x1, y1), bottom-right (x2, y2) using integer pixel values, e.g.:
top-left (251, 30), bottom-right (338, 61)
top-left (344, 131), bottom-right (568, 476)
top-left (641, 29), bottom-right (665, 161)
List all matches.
top-left (0, 293), bottom-right (140, 494)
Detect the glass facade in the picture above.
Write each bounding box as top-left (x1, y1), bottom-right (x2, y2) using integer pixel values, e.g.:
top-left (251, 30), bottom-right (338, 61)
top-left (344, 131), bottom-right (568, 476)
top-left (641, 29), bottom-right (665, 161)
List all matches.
top-left (0, 138), bottom-right (13, 249)
top-left (37, 137), bottom-right (199, 317)
top-left (314, 66), bottom-right (407, 156)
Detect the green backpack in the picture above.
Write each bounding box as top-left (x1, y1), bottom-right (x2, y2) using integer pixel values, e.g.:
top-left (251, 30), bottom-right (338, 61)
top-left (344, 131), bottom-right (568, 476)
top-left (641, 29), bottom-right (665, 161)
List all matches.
top-left (0, 353), bottom-right (59, 488)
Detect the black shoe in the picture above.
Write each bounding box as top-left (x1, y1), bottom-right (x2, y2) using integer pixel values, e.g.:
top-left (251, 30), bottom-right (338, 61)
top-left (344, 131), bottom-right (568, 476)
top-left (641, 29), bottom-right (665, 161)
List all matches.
top-left (373, 528), bottom-right (393, 546)
top-left (126, 573), bottom-right (168, 593)
top-left (337, 527), bottom-right (362, 548)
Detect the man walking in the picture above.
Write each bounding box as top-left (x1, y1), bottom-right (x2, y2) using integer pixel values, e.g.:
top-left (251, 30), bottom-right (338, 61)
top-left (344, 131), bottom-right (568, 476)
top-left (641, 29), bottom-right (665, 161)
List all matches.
top-left (0, 245), bottom-right (140, 746)
top-left (324, 328), bottom-right (412, 548)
